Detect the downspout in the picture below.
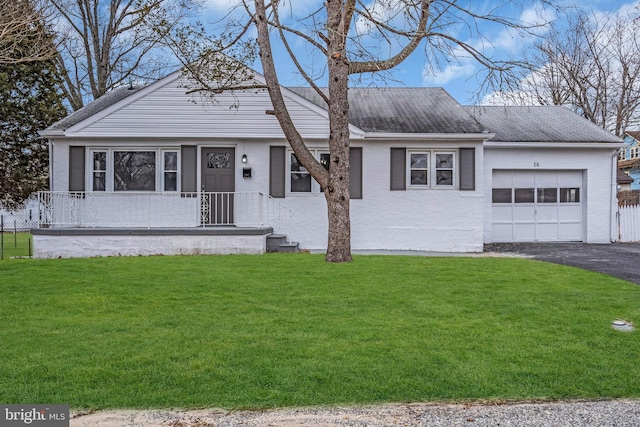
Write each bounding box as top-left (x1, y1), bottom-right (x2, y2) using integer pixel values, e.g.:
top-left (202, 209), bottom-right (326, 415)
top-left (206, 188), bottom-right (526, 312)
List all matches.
top-left (48, 140), bottom-right (54, 191)
top-left (611, 149), bottom-right (622, 242)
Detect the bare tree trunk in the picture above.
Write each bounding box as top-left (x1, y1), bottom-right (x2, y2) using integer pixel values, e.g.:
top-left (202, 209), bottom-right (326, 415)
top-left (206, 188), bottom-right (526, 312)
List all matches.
top-left (324, 76), bottom-right (352, 262)
top-left (324, 1), bottom-right (352, 263)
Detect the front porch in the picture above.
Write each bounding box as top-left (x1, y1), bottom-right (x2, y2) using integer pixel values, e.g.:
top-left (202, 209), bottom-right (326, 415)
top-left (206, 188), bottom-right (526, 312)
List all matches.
top-left (33, 191), bottom-right (297, 258)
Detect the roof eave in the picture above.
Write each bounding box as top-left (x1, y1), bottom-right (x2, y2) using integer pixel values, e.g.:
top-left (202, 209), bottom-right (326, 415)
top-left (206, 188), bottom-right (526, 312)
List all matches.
top-left (362, 132), bottom-right (493, 141)
top-left (39, 129), bottom-right (65, 138)
top-left (484, 141), bottom-right (624, 148)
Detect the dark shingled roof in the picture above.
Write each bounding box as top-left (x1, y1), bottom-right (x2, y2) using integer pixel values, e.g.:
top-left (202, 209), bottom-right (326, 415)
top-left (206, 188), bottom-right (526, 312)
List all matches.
top-left (618, 169), bottom-right (634, 184)
top-left (464, 105), bottom-right (621, 143)
top-left (44, 84), bottom-right (146, 132)
top-left (289, 87), bottom-right (485, 134)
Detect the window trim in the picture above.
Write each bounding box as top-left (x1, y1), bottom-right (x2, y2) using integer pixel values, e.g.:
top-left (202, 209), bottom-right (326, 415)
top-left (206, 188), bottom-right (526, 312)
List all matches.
top-left (161, 150), bottom-right (180, 192)
top-left (407, 149), bottom-right (457, 189)
top-left (87, 148), bottom-right (180, 192)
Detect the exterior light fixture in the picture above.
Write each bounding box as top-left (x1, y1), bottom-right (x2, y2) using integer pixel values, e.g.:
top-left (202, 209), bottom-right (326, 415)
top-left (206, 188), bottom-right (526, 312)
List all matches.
top-left (242, 154), bottom-right (248, 163)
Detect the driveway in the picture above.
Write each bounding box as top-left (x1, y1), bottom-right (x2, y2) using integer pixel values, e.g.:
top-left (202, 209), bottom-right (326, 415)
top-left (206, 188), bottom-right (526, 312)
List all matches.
top-left (484, 242), bottom-right (640, 285)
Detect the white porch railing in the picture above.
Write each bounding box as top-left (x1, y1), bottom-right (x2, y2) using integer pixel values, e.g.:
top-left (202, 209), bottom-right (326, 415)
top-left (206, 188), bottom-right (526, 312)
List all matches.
top-left (619, 204), bottom-right (640, 242)
top-left (37, 191), bottom-right (293, 237)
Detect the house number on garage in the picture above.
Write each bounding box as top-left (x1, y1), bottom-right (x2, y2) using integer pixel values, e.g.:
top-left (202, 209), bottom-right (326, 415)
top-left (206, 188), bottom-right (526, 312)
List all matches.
top-left (533, 162), bottom-right (540, 167)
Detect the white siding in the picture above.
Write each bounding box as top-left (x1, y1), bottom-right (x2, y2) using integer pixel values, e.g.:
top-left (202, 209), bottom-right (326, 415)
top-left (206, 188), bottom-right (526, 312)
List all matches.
top-left (66, 76), bottom-right (333, 140)
top-left (280, 141), bottom-right (485, 252)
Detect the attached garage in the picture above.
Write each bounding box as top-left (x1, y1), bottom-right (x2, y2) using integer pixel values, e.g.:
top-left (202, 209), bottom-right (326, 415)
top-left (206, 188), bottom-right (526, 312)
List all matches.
top-left (491, 169), bottom-right (583, 242)
top-left (467, 105), bottom-right (623, 245)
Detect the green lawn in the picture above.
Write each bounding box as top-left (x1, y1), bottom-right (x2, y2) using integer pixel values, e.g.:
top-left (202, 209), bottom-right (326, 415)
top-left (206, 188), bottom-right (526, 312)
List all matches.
top-left (0, 232), bottom-right (32, 259)
top-left (1, 253), bottom-right (639, 410)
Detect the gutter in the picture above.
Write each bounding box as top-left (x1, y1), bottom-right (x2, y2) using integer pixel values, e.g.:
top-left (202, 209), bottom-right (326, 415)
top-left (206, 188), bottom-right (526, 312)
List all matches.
top-left (484, 141), bottom-right (625, 149)
top-left (363, 132), bottom-right (493, 141)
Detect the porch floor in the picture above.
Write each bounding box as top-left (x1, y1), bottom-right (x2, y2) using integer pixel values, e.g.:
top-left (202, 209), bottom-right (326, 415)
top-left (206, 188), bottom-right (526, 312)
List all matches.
top-left (31, 226), bottom-right (273, 236)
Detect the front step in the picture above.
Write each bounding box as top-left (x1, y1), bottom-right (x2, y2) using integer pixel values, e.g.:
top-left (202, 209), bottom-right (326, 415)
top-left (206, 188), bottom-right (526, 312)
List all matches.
top-left (266, 234), bottom-right (300, 253)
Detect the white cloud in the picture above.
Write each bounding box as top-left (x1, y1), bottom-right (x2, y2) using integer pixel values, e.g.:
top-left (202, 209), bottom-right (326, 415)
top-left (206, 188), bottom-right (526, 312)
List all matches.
top-left (489, 5), bottom-right (556, 53)
top-left (423, 62), bottom-right (476, 86)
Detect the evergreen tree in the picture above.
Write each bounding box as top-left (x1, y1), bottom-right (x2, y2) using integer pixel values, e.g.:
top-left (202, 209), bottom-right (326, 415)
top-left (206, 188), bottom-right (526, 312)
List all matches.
top-left (0, 52), bottom-right (67, 209)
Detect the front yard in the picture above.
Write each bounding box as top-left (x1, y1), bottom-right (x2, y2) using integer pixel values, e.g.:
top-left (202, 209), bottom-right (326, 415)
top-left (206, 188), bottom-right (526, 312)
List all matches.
top-left (1, 253), bottom-right (639, 409)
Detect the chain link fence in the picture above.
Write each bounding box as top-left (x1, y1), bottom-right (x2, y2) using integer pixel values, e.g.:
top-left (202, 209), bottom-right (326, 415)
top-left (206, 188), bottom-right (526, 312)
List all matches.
top-left (1, 198), bottom-right (38, 259)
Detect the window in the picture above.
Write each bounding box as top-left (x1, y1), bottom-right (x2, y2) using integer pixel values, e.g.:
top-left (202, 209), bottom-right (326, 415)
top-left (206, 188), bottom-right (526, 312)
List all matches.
top-left (560, 188), bottom-right (580, 203)
top-left (407, 150), bottom-right (456, 188)
top-left (114, 151), bottom-right (156, 191)
top-left (163, 151), bottom-right (178, 191)
top-left (89, 148), bottom-right (179, 192)
top-left (537, 188), bottom-right (558, 203)
top-left (492, 188), bottom-right (512, 203)
top-left (631, 146), bottom-right (639, 159)
top-left (514, 188), bottom-right (535, 203)
top-left (409, 152), bottom-right (429, 186)
top-left (288, 149), bottom-right (329, 194)
top-left (91, 151), bottom-right (107, 191)
top-left (435, 153), bottom-right (454, 186)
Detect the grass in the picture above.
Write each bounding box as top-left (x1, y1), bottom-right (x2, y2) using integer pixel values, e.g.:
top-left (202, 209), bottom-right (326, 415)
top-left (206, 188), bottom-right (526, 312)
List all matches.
top-left (0, 232), bottom-right (32, 259)
top-left (1, 253), bottom-right (639, 410)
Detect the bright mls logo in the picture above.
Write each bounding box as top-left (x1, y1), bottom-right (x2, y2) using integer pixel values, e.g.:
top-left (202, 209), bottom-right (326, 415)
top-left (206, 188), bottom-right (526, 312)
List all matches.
top-left (1, 405), bottom-right (69, 427)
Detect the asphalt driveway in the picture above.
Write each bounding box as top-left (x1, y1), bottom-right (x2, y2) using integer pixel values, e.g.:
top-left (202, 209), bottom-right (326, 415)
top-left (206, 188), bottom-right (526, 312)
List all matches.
top-left (484, 242), bottom-right (640, 285)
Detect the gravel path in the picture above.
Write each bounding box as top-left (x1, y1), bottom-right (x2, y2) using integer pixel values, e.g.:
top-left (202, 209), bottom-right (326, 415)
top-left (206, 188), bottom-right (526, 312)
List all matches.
top-left (71, 400), bottom-right (640, 426)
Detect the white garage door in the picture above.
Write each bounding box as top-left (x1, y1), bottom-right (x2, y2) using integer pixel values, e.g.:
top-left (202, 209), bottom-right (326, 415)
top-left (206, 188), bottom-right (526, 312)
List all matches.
top-left (492, 170), bottom-right (583, 242)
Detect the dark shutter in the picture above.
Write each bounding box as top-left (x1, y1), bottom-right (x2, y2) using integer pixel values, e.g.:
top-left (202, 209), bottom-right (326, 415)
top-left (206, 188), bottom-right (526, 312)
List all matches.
top-left (68, 146), bottom-right (85, 191)
top-left (349, 147), bottom-right (363, 199)
top-left (459, 148), bottom-right (475, 191)
top-left (181, 145), bottom-right (197, 192)
top-left (390, 148), bottom-right (406, 191)
top-left (269, 146), bottom-right (286, 198)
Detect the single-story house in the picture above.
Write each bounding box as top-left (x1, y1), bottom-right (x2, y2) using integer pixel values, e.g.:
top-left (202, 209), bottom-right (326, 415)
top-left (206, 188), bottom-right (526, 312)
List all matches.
top-left (35, 70), bottom-right (623, 258)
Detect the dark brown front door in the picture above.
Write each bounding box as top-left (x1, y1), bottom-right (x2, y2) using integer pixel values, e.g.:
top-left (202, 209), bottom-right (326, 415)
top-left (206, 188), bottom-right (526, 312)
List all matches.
top-left (201, 147), bottom-right (235, 224)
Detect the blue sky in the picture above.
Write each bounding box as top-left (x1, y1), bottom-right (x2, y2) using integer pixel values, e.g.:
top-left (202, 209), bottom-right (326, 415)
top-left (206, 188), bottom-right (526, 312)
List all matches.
top-left (200, 0), bottom-right (638, 104)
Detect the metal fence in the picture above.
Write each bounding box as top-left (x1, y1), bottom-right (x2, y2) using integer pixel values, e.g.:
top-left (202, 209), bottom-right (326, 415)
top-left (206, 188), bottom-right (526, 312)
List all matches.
top-left (0, 204), bottom-right (39, 231)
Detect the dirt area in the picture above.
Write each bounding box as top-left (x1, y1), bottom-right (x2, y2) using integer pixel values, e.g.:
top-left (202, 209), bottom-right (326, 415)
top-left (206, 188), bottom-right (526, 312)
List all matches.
top-left (69, 400), bottom-right (640, 427)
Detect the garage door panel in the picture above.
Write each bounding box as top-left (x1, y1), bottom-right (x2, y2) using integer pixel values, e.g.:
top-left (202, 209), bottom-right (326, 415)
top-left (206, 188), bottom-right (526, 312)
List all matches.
top-left (513, 206), bottom-right (535, 221)
top-left (557, 170), bottom-right (583, 186)
top-left (513, 223), bottom-right (535, 240)
top-left (493, 206), bottom-right (513, 222)
top-left (558, 205), bottom-right (581, 221)
top-left (536, 223), bottom-right (559, 241)
top-left (513, 170), bottom-right (535, 186)
top-left (492, 224), bottom-right (513, 242)
top-left (536, 205), bottom-right (558, 221)
top-left (559, 223), bottom-right (582, 240)
top-left (492, 170), bottom-right (513, 187)
top-left (535, 171), bottom-right (559, 186)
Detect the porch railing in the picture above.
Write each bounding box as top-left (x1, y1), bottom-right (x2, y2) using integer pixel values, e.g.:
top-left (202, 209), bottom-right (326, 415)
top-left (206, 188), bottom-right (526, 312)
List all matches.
top-left (37, 191), bottom-right (293, 237)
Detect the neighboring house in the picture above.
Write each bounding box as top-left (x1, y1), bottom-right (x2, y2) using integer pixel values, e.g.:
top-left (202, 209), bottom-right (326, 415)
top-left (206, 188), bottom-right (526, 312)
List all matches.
top-left (35, 71), bottom-right (623, 258)
top-left (618, 131), bottom-right (640, 190)
top-left (618, 170), bottom-right (634, 192)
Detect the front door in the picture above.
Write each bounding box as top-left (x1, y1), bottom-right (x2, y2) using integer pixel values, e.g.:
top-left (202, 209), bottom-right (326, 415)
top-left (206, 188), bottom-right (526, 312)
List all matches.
top-left (201, 147), bottom-right (235, 224)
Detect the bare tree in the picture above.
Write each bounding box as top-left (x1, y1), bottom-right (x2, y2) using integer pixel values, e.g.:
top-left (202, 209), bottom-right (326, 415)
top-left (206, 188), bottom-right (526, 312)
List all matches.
top-left (506, 10), bottom-right (640, 137)
top-left (176, 0), bottom-right (557, 262)
top-left (0, 0), bottom-right (57, 64)
top-left (50, 0), bottom-right (201, 111)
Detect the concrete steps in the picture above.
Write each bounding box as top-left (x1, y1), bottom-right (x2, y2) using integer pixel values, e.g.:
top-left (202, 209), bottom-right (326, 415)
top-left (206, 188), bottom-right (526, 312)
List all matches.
top-left (266, 234), bottom-right (300, 253)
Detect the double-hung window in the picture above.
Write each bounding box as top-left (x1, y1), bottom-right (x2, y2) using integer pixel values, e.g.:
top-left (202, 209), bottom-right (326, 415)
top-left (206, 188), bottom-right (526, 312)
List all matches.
top-left (89, 148), bottom-right (179, 192)
top-left (288, 149), bottom-right (330, 194)
top-left (407, 150), bottom-right (456, 189)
